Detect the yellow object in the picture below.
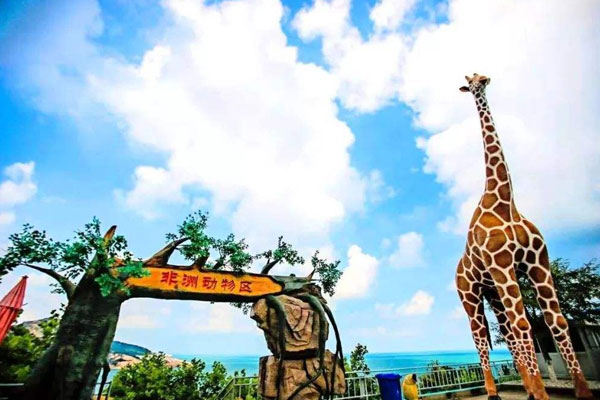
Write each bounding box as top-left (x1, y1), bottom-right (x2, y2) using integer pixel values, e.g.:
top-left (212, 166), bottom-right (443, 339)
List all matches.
top-left (402, 373), bottom-right (419, 400)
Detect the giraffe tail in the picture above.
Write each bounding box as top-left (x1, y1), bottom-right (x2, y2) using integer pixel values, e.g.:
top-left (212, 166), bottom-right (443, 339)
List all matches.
top-left (484, 314), bottom-right (494, 351)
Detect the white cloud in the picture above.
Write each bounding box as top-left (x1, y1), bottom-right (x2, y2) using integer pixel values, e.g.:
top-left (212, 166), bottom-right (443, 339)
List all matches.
top-left (0, 162), bottom-right (37, 207)
top-left (3, 0), bottom-right (380, 252)
top-left (118, 299), bottom-right (171, 330)
top-left (370, 0), bottom-right (416, 31)
top-left (0, 162), bottom-right (37, 227)
top-left (186, 303), bottom-right (255, 333)
top-left (396, 290), bottom-right (434, 316)
top-left (119, 314), bottom-right (159, 329)
top-left (403, 0), bottom-right (600, 233)
top-left (388, 231), bottom-right (424, 268)
top-left (0, 212), bottom-right (16, 226)
top-left (450, 305), bottom-right (466, 320)
top-left (375, 289), bottom-right (435, 317)
top-left (335, 245), bottom-right (379, 299)
top-left (293, 0), bottom-right (408, 112)
top-left (366, 170), bottom-right (396, 203)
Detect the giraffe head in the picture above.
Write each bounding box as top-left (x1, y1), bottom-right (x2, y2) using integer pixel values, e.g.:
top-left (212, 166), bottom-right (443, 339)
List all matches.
top-left (459, 73), bottom-right (490, 94)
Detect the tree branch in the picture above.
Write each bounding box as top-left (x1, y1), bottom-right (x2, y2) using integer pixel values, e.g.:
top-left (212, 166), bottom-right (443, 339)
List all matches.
top-left (23, 263), bottom-right (76, 300)
top-left (261, 259), bottom-right (280, 275)
top-left (143, 238), bottom-right (189, 268)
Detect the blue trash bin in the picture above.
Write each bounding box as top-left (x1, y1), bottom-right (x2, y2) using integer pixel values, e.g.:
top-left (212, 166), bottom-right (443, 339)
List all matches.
top-left (376, 373), bottom-right (402, 400)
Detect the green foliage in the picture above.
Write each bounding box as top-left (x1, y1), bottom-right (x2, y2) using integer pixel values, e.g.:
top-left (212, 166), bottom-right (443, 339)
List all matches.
top-left (166, 211), bottom-right (213, 263)
top-left (311, 251), bottom-right (342, 297)
top-left (212, 234), bottom-right (253, 272)
top-left (346, 343), bottom-right (370, 372)
top-left (111, 353), bottom-right (231, 400)
top-left (491, 258), bottom-right (600, 345)
top-left (257, 236), bottom-right (305, 268)
top-left (0, 218), bottom-right (148, 296)
top-left (0, 310), bottom-right (60, 382)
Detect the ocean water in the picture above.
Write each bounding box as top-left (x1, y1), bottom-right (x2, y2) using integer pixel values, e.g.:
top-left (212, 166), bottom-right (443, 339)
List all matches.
top-left (173, 349), bottom-right (513, 375)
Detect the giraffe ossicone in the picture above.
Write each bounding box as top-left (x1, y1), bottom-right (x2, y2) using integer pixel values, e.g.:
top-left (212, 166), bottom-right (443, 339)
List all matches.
top-left (454, 73), bottom-right (594, 400)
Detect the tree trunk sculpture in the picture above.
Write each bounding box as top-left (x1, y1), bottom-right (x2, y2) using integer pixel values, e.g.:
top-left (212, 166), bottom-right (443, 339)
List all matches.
top-left (252, 293), bottom-right (346, 400)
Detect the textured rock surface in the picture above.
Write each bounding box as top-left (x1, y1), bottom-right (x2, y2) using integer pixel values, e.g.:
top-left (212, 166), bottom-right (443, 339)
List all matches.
top-left (258, 350), bottom-right (346, 399)
top-left (251, 295), bottom-right (328, 357)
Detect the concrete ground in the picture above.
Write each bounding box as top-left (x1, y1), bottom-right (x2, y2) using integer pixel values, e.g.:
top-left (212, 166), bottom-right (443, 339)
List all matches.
top-left (463, 379), bottom-right (600, 399)
top-left (467, 391), bottom-right (576, 399)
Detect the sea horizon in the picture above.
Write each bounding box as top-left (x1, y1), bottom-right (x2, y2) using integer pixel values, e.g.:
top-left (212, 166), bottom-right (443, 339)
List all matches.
top-left (172, 349), bottom-right (513, 375)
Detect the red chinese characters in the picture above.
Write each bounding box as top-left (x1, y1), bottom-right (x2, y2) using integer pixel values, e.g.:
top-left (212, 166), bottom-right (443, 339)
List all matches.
top-left (160, 271), bottom-right (178, 286)
top-left (221, 279), bottom-right (235, 291)
top-left (182, 274), bottom-right (198, 288)
top-left (202, 277), bottom-right (217, 290)
top-left (239, 281), bottom-right (253, 293)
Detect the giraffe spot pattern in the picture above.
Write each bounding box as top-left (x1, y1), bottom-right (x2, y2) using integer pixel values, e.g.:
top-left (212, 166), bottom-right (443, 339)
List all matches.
top-left (481, 193), bottom-right (498, 208)
top-left (493, 202), bottom-right (511, 221)
top-left (494, 250), bottom-right (512, 267)
top-left (498, 183), bottom-right (511, 201)
top-left (514, 225), bottom-right (529, 247)
top-left (480, 212), bottom-right (503, 227)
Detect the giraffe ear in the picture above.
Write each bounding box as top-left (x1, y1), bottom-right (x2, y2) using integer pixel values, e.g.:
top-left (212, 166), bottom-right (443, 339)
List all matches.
top-left (459, 86), bottom-right (470, 92)
top-left (480, 77), bottom-right (490, 85)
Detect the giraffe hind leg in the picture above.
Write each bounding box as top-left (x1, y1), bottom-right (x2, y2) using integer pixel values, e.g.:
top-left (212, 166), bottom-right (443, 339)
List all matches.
top-left (484, 288), bottom-right (534, 397)
top-left (525, 246), bottom-right (594, 399)
top-left (493, 265), bottom-right (548, 400)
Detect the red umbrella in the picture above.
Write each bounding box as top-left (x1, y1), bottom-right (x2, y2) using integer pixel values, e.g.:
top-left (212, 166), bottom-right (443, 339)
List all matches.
top-left (0, 276), bottom-right (28, 344)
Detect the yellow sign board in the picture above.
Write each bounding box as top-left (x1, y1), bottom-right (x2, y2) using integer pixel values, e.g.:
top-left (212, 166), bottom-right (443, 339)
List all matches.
top-left (127, 267), bottom-right (284, 298)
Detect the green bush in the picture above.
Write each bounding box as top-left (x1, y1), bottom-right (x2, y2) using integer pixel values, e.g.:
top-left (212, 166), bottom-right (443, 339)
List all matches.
top-left (0, 311), bottom-right (60, 382)
top-left (110, 352), bottom-right (231, 400)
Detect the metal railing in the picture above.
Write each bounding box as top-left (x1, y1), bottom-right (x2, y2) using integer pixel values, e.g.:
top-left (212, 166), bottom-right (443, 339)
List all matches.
top-left (217, 360), bottom-right (519, 400)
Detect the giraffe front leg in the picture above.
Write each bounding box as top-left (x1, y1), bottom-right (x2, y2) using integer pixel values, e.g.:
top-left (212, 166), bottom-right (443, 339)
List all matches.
top-left (459, 289), bottom-right (500, 399)
top-left (527, 247), bottom-right (594, 399)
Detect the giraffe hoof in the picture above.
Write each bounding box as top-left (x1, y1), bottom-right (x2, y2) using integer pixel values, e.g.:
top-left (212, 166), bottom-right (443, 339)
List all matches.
top-left (488, 396), bottom-right (502, 400)
top-left (527, 395), bottom-right (535, 400)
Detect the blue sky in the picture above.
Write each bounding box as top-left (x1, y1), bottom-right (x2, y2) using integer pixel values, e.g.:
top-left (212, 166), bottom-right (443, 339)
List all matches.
top-left (0, 0), bottom-right (599, 356)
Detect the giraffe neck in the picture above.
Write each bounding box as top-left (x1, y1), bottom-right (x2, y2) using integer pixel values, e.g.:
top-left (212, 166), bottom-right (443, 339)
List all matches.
top-left (474, 91), bottom-right (514, 202)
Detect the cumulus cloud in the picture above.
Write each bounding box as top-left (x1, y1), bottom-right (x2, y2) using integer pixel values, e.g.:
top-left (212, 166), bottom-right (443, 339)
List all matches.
top-left (1, 0), bottom-right (391, 252)
top-left (403, 0), bottom-right (600, 233)
top-left (375, 289), bottom-right (435, 317)
top-left (293, 0), bottom-right (408, 112)
top-left (0, 162), bottom-right (37, 226)
top-left (335, 245), bottom-right (379, 299)
top-left (397, 290), bottom-right (434, 315)
top-left (450, 305), bottom-right (466, 320)
top-left (117, 299), bottom-right (172, 330)
top-left (295, 0), bottom-right (600, 234)
top-left (0, 162), bottom-right (37, 207)
top-left (0, 212), bottom-right (16, 227)
top-left (186, 303), bottom-right (255, 333)
top-left (388, 231), bottom-right (424, 268)
top-left (370, 0), bottom-right (417, 31)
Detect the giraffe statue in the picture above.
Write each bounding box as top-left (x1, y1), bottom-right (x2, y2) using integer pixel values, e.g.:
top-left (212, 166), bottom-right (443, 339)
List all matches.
top-left (455, 73), bottom-right (594, 400)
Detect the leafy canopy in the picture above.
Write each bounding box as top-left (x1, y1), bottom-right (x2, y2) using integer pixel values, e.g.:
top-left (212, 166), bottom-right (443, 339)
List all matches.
top-left (0, 218), bottom-right (148, 296)
top-left (0, 217), bottom-right (147, 296)
top-left (111, 352), bottom-right (230, 400)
